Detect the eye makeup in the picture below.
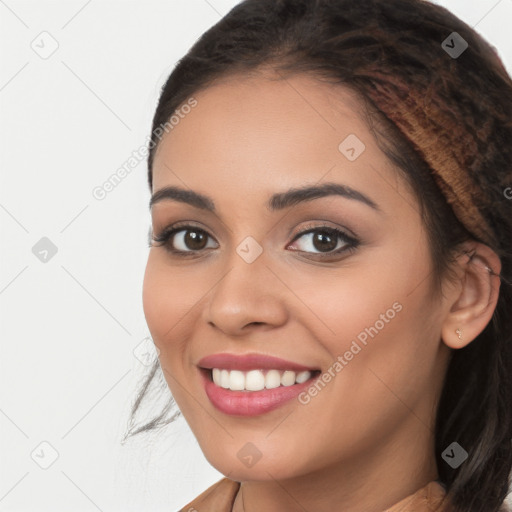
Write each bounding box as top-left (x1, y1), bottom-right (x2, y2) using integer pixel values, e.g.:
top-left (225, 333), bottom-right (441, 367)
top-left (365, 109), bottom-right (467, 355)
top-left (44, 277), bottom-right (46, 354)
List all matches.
top-left (150, 220), bottom-right (361, 262)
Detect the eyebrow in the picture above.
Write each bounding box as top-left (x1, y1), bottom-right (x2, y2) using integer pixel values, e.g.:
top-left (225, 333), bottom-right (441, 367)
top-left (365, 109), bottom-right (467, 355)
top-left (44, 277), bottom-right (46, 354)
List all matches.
top-left (149, 182), bottom-right (380, 213)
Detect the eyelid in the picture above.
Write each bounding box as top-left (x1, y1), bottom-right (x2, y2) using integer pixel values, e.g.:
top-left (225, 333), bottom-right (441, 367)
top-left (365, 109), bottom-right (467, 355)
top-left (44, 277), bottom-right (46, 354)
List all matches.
top-left (152, 220), bottom-right (211, 239)
top-left (288, 220), bottom-right (357, 242)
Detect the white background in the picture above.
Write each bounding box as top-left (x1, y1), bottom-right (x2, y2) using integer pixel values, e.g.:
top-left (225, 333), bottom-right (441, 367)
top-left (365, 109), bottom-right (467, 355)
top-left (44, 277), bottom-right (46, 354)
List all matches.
top-left (1, 0), bottom-right (511, 510)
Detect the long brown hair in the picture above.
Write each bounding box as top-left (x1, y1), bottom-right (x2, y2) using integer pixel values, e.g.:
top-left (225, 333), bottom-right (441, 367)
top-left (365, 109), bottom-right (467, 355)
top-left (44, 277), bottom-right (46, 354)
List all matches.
top-left (127, 1), bottom-right (512, 510)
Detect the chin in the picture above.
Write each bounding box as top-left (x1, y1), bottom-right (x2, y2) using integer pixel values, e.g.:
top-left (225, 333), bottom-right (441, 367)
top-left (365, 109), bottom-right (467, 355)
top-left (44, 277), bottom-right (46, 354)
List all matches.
top-left (201, 441), bottom-right (314, 482)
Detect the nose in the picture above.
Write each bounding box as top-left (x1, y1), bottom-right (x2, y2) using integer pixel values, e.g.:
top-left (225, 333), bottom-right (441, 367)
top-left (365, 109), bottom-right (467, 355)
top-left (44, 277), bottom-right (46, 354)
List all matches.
top-left (202, 247), bottom-right (289, 336)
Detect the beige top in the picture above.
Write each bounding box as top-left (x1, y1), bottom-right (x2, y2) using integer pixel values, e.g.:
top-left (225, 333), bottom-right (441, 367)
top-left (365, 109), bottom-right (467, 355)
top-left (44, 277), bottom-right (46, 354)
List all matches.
top-left (178, 477), bottom-right (461, 511)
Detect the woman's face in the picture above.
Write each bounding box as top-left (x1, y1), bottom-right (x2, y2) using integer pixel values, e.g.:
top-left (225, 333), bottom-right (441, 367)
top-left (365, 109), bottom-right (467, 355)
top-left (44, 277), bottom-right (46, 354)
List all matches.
top-left (143, 73), bottom-right (452, 482)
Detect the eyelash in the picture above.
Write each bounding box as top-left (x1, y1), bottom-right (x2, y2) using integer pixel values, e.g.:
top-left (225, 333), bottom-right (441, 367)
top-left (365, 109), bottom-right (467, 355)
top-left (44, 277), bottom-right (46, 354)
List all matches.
top-left (150, 221), bottom-right (360, 261)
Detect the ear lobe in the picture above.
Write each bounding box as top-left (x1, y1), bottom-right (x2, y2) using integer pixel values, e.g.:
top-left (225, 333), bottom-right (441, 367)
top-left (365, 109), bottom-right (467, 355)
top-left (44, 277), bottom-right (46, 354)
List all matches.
top-left (441, 242), bottom-right (501, 350)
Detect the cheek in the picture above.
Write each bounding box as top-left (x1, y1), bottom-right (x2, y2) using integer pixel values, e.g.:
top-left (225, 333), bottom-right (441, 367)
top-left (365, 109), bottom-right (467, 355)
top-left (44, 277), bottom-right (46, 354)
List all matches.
top-left (289, 243), bottom-right (438, 433)
top-left (142, 252), bottom-right (202, 350)
top-left (141, 254), bottom-right (198, 409)
top-left (286, 249), bottom-right (429, 359)
top-left (141, 253), bottom-right (169, 345)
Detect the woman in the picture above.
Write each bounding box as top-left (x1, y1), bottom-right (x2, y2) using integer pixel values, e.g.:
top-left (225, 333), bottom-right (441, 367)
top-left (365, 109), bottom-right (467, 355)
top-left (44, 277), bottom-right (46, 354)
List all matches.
top-left (124, 0), bottom-right (512, 510)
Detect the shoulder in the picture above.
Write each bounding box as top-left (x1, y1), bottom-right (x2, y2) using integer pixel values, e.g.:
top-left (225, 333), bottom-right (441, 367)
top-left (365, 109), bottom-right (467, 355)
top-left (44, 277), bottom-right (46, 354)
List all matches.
top-left (177, 477), bottom-right (240, 512)
top-left (386, 480), bottom-right (452, 511)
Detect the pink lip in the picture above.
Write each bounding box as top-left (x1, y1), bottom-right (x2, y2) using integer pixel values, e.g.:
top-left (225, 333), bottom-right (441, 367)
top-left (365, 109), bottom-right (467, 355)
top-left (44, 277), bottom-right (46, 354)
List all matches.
top-left (199, 368), bottom-right (319, 416)
top-left (197, 353), bottom-right (319, 372)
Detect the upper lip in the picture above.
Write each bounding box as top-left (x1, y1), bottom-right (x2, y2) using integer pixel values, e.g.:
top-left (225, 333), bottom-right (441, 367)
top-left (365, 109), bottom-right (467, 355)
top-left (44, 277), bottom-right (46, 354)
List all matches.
top-left (197, 353), bottom-right (319, 372)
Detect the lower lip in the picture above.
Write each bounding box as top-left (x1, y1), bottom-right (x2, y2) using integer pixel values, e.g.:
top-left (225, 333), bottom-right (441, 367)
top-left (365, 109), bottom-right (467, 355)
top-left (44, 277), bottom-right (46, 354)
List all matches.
top-left (199, 368), bottom-right (319, 416)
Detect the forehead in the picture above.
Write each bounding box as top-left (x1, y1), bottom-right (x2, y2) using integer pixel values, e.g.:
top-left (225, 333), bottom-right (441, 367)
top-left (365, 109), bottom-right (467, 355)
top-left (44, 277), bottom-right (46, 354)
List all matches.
top-left (151, 73), bottom-right (407, 211)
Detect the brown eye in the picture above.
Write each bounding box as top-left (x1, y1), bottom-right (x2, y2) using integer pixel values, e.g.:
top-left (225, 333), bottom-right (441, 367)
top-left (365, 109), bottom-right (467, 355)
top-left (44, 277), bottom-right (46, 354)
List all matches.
top-left (180, 229), bottom-right (209, 251)
top-left (310, 230), bottom-right (338, 252)
top-left (152, 226), bottom-right (218, 253)
top-left (289, 226), bottom-right (354, 255)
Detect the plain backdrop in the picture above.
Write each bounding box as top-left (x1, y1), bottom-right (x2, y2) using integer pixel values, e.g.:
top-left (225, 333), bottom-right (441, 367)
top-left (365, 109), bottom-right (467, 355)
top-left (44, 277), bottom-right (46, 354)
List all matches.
top-left (1, 0), bottom-right (511, 510)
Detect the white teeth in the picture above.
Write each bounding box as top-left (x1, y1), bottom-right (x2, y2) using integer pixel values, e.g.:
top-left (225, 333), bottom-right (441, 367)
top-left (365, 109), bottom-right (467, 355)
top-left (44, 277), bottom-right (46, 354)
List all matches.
top-left (245, 370), bottom-right (266, 391)
top-left (210, 368), bottom-right (314, 391)
top-left (220, 369), bottom-right (230, 388)
top-left (281, 370), bottom-right (296, 386)
top-left (295, 370), bottom-right (311, 384)
top-left (229, 370), bottom-right (245, 390)
top-left (265, 370), bottom-right (282, 389)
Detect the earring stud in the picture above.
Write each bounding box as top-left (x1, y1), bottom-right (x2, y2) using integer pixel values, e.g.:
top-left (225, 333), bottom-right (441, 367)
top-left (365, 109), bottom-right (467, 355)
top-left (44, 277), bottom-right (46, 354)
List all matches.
top-left (455, 328), bottom-right (462, 340)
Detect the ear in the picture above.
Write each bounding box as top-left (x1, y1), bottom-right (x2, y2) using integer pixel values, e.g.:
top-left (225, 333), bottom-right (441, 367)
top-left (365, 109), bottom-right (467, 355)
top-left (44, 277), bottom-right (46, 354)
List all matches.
top-left (441, 241), bottom-right (501, 349)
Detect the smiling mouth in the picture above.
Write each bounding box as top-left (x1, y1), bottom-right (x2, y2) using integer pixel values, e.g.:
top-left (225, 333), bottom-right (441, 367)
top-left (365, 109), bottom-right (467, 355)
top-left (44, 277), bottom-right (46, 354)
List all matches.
top-left (201, 367), bottom-right (322, 392)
